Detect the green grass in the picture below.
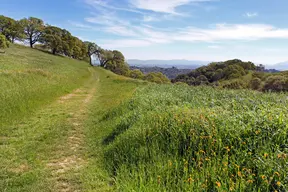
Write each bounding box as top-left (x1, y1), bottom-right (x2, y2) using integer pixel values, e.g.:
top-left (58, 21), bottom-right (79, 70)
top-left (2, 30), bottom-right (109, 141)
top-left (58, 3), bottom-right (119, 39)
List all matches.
top-left (0, 45), bottom-right (145, 191)
top-left (0, 44), bottom-right (92, 191)
top-left (81, 68), bottom-right (147, 191)
top-left (1, 44), bottom-right (287, 192)
top-left (101, 84), bottom-right (288, 191)
top-left (0, 44), bottom-right (90, 128)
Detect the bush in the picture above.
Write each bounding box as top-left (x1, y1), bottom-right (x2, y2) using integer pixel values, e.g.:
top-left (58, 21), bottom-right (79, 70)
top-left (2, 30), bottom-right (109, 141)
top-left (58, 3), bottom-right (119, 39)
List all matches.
top-left (195, 75), bottom-right (209, 85)
top-left (250, 77), bottom-right (262, 90)
top-left (222, 79), bottom-right (247, 89)
top-left (252, 72), bottom-right (267, 81)
top-left (144, 72), bottom-right (170, 84)
top-left (263, 75), bottom-right (288, 92)
top-left (130, 69), bottom-right (144, 79)
top-left (0, 34), bottom-right (9, 50)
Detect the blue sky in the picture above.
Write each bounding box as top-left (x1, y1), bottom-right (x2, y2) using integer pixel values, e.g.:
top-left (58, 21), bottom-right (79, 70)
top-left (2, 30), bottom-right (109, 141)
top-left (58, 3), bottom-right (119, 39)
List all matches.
top-left (1, 0), bottom-right (288, 65)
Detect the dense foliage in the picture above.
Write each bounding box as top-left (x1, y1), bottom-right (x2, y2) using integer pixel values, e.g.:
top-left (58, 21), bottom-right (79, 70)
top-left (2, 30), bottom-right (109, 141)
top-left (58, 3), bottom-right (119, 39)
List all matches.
top-left (130, 66), bottom-right (191, 79)
top-left (173, 59), bottom-right (255, 85)
top-left (173, 59), bottom-right (288, 92)
top-left (0, 14), bottom-right (169, 83)
top-left (102, 84), bottom-right (288, 191)
top-left (0, 34), bottom-right (9, 50)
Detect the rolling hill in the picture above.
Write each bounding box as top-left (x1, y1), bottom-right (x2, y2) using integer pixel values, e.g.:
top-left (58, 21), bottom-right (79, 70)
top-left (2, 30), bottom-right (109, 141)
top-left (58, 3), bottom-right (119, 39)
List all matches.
top-left (1, 45), bottom-right (287, 191)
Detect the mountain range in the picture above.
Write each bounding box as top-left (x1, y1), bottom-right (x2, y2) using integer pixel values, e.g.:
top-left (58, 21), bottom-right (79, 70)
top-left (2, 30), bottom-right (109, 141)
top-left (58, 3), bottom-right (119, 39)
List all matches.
top-left (271, 61), bottom-right (288, 71)
top-left (127, 59), bottom-right (288, 71)
top-left (127, 59), bottom-right (208, 69)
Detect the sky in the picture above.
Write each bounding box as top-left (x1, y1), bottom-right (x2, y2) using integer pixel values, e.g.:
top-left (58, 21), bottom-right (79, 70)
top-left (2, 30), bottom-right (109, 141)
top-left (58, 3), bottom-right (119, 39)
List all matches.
top-left (1, 0), bottom-right (288, 65)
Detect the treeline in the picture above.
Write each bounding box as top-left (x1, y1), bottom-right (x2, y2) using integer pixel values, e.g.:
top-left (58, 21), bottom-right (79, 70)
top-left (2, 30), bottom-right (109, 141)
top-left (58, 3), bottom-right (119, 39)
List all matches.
top-left (0, 15), bottom-right (170, 83)
top-left (130, 66), bottom-right (191, 79)
top-left (173, 59), bottom-right (288, 92)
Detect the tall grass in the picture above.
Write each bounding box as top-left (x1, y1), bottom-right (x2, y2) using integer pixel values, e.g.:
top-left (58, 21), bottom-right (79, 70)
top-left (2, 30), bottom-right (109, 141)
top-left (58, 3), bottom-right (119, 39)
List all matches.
top-left (0, 44), bottom-right (90, 128)
top-left (102, 84), bottom-right (288, 191)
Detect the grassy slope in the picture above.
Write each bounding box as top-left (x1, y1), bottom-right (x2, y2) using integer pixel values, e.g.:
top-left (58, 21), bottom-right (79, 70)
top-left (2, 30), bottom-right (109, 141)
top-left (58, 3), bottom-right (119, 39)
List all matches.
top-left (0, 45), bottom-right (145, 191)
top-left (0, 44), bottom-right (91, 191)
top-left (101, 84), bottom-right (288, 191)
top-left (1, 44), bottom-right (287, 192)
top-left (81, 68), bottom-right (146, 191)
top-left (0, 44), bottom-right (90, 127)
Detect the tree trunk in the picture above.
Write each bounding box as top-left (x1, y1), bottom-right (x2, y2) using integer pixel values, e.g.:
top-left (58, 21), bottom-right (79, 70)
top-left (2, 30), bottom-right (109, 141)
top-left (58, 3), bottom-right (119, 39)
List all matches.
top-left (89, 56), bottom-right (93, 66)
top-left (52, 48), bottom-right (56, 55)
top-left (29, 35), bottom-right (33, 48)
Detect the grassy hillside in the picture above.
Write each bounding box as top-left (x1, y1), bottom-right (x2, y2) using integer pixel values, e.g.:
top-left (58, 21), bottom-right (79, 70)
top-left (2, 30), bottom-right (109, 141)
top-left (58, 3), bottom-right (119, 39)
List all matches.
top-left (0, 44), bottom-right (91, 127)
top-left (1, 44), bottom-right (287, 192)
top-left (101, 84), bottom-right (288, 191)
top-left (0, 45), bottom-right (146, 191)
top-left (173, 59), bottom-right (288, 92)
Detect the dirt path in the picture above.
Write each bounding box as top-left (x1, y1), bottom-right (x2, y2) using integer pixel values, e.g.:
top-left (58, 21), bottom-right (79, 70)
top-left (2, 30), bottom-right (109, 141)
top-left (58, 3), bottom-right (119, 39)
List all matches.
top-left (46, 71), bottom-right (97, 192)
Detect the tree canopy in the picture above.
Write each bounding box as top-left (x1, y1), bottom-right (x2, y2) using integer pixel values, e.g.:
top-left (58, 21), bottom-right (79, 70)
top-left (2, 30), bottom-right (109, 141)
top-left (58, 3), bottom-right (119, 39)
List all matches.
top-left (19, 17), bottom-right (45, 48)
top-left (0, 14), bottom-right (171, 84)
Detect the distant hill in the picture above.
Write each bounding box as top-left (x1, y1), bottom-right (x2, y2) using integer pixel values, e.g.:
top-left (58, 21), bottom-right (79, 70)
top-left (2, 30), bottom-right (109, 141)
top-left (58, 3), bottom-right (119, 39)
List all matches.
top-left (272, 61), bottom-right (288, 71)
top-left (130, 66), bottom-right (191, 79)
top-left (173, 59), bottom-right (288, 92)
top-left (127, 59), bottom-right (209, 69)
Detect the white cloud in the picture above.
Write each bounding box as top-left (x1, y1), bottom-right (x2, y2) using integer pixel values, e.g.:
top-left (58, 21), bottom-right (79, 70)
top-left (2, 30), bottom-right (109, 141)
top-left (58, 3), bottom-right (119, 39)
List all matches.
top-left (174, 24), bottom-right (288, 42)
top-left (85, 0), bottom-right (144, 14)
top-left (130, 0), bottom-right (211, 14)
top-left (143, 15), bottom-right (158, 22)
top-left (105, 26), bottom-right (138, 36)
top-left (208, 45), bottom-right (221, 49)
top-left (72, 19), bottom-right (288, 47)
top-left (244, 12), bottom-right (258, 18)
top-left (101, 39), bottom-right (152, 48)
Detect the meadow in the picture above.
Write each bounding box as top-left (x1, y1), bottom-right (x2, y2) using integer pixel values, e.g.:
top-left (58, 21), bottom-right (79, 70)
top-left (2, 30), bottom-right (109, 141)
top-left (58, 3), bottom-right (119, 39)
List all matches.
top-left (0, 44), bottom-right (90, 128)
top-left (1, 44), bottom-right (287, 192)
top-left (101, 84), bottom-right (288, 191)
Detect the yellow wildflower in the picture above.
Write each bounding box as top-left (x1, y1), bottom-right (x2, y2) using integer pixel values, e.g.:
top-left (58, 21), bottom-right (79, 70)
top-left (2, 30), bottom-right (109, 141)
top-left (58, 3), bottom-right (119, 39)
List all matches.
top-left (224, 146), bottom-right (230, 152)
top-left (261, 175), bottom-right (266, 180)
top-left (215, 181), bottom-right (221, 188)
top-left (237, 171), bottom-right (242, 177)
top-left (247, 180), bottom-right (253, 184)
top-left (277, 181), bottom-right (281, 186)
top-left (274, 172), bottom-right (280, 177)
top-left (264, 153), bottom-right (268, 158)
top-left (187, 176), bottom-right (194, 184)
top-left (255, 130), bottom-right (260, 134)
top-left (157, 176), bottom-right (161, 184)
top-left (168, 160), bottom-right (172, 167)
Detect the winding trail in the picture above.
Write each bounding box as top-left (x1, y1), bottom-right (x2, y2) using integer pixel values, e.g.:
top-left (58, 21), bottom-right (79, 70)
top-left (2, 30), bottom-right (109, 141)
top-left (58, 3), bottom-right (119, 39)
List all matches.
top-left (45, 70), bottom-right (98, 192)
top-left (1, 67), bottom-right (138, 192)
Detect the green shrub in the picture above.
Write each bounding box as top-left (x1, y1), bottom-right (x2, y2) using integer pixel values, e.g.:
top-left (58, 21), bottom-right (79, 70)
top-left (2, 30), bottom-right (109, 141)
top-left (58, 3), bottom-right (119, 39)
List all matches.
top-left (263, 75), bottom-right (288, 92)
top-left (144, 72), bottom-right (170, 84)
top-left (195, 75), bottom-right (209, 85)
top-left (250, 77), bottom-right (262, 90)
top-left (130, 69), bottom-right (144, 79)
top-left (0, 34), bottom-right (9, 50)
top-left (222, 79), bottom-right (247, 89)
